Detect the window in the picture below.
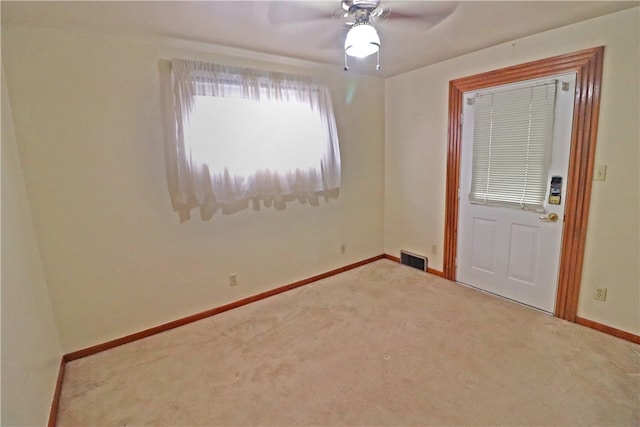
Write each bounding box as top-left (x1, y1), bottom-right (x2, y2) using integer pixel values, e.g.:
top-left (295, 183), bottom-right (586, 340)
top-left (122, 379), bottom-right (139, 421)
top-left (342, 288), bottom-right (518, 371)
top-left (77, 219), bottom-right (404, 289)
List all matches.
top-left (163, 59), bottom-right (341, 218)
top-left (469, 81), bottom-right (558, 211)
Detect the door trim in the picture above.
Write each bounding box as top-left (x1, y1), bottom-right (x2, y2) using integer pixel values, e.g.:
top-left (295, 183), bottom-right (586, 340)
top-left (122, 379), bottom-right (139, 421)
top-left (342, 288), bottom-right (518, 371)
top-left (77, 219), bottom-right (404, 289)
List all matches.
top-left (444, 46), bottom-right (604, 321)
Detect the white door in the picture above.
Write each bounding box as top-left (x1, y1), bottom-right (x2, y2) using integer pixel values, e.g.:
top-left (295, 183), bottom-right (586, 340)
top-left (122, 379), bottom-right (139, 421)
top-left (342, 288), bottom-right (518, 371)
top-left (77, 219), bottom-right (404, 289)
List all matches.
top-left (457, 73), bottom-right (576, 313)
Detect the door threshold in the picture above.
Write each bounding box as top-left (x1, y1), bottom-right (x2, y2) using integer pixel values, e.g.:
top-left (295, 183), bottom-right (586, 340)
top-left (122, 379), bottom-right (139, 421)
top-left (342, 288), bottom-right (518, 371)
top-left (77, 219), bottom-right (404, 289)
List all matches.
top-left (454, 281), bottom-right (554, 316)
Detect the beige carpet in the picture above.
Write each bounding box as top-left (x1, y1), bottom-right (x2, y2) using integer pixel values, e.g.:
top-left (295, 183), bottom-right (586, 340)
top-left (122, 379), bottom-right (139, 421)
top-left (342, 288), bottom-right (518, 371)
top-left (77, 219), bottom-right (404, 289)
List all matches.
top-left (57, 260), bottom-right (639, 426)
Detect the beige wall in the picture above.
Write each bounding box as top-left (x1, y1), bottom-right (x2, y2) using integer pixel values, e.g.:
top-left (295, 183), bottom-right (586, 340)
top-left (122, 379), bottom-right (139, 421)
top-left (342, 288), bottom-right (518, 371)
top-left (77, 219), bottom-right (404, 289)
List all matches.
top-left (1, 26), bottom-right (385, 352)
top-left (385, 7), bottom-right (640, 335)
top-left (2, 15), bottom-right (638, 427)
top-left (1, 69), bottom-right (63, 426)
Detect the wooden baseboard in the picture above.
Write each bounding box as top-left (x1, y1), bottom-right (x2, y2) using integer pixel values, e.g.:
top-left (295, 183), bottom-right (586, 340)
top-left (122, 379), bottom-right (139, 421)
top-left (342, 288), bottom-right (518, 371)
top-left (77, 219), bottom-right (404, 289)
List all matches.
top-left (384, 256), bottom-right (638, 344)
top-left (575, 316), bottom-right (640, 344)
top-left (383, 253), bottom-right (444, 277)
top-left (427, 268), bottom-right (445, 278)
top-left (383, 253), bottom-right (401, 262)
top-left (64, 254), bottom-right (384, 362)
top-left (51, 255), bottom-right (385, 424)
top-left (384, 256), bottom-right (637, 344)
top-left (48, 255), bottom-right (636, 425)
top-left (48, 357), bottom-right (66, 427)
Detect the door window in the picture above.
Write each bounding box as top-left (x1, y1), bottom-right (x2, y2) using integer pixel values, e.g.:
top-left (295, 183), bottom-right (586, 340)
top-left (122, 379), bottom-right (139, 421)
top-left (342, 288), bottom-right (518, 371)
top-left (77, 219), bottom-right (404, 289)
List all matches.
top-left (469, 81), bottom-right (558, 212)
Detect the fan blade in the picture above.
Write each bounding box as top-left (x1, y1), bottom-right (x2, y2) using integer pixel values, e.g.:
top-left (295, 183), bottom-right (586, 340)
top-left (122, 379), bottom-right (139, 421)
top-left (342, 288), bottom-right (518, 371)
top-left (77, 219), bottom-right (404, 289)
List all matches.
top-left (267, 1), bottom-right (335, 26)
top-left (317, 25), bottom-right (350, 50)
top-left (387, 10), bottom-right (451, 26)
top-left (377, 2), bottom-right (456, 29)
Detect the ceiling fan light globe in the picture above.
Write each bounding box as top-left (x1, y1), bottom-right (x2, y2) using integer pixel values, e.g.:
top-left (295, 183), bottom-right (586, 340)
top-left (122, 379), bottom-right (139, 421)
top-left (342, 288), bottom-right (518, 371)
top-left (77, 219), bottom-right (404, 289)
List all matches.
top-left (344, 22), bottom-right (380, 58)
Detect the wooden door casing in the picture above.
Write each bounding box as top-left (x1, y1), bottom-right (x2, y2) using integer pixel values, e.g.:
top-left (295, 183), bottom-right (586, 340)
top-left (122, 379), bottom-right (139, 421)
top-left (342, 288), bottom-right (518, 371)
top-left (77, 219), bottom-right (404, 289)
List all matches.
top-left (444, 47), bottom-right (604, 321)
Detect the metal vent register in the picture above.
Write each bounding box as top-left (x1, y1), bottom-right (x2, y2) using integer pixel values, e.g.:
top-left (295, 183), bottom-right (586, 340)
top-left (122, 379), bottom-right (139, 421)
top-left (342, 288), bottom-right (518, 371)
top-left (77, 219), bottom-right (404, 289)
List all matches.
top-left (400, 250), bottom-right (428, 272)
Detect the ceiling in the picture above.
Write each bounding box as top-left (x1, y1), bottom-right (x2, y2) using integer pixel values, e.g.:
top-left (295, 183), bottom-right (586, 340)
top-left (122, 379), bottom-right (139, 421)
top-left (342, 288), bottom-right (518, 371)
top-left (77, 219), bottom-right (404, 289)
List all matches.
top-left (2, 1), bottom-right (638, 77)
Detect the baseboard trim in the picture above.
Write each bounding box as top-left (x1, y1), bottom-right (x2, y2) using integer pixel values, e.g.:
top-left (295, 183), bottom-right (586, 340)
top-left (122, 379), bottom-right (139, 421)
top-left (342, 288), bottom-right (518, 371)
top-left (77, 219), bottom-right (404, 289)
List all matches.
top-left (50, 254), bottom-right (384, 425)
top-left (575, 316), bottom-right (640, 344)
top-left (64, 254), bottom-right (384, 362)
top-left (383, 253), bottom-right (444, 277)
top-left (48, 356), bottom-right (66, 427)
top-left (383, 253), bottom-right (401, 262)
top-left (384, 255), bottom-right (637, 344)
top-left (46, 255), bottom-right (637, 425)
top-left (428, 268), bottom-right (445, 278)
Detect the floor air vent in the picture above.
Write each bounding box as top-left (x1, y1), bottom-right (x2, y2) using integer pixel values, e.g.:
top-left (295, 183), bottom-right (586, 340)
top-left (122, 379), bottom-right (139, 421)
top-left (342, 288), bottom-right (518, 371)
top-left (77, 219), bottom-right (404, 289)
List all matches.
top-left (400, 250), bottom-right (428, 272)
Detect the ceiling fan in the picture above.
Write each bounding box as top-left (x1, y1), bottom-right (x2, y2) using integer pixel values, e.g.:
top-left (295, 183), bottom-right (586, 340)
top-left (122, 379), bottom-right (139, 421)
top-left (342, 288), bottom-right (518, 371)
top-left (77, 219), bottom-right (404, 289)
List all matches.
top-left (339, 0), bottom-right (384, 69)
top-left (336, 0), bottom-right (412, 26)
top-left (268, 1), bottom-right (451, 72)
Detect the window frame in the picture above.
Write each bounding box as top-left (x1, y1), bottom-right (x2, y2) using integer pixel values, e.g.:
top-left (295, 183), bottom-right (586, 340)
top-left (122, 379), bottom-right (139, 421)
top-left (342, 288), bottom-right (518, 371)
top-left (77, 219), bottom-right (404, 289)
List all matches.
top-left (163, 59), bottom-right (342, 218)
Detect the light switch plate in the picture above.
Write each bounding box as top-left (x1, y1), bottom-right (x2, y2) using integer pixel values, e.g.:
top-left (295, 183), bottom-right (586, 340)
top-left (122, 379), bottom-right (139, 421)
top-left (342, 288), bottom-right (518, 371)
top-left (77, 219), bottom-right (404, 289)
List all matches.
top-left (594, 165), bottom-right (607, 181)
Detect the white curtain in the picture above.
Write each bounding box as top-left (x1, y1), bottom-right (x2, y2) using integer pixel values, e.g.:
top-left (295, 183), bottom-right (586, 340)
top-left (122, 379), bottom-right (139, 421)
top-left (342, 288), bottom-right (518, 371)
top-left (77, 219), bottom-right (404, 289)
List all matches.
top-left (163, 59), bottom-right (341, 219)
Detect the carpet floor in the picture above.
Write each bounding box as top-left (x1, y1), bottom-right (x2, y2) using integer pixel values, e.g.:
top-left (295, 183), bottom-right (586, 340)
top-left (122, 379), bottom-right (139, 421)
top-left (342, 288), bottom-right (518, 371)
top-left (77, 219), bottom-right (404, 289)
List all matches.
top-left (57, 260), bottom-right (640, 426)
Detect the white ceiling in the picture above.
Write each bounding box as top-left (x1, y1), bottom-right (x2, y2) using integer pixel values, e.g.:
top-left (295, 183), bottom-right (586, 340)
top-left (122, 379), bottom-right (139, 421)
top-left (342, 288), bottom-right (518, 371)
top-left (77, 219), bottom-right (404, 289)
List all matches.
top-left (2, 1), bottom-right (637, 77)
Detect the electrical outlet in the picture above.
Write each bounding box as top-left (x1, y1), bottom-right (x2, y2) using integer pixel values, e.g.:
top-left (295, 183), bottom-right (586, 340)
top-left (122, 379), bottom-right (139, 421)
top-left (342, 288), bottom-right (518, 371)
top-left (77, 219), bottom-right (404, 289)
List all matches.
top-left (431, 245), bottom-right (438, 254)
top-left (594, 287), bottom-right (607, 301)
top-left (229, 273), bottom-right (238, 287)
top-left (340, 245), bottom-right (346, 254)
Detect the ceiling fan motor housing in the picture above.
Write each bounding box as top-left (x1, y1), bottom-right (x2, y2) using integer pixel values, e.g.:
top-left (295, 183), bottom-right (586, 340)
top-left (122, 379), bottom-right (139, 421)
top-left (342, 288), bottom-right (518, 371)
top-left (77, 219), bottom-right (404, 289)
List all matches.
top-left (342, 0), bottom-right (381, 14)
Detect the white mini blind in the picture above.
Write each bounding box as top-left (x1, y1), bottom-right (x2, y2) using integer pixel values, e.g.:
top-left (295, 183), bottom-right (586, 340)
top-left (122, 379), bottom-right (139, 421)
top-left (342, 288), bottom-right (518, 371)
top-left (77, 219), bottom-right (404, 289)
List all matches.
top-left (470, 81), bottom-right (558, 211)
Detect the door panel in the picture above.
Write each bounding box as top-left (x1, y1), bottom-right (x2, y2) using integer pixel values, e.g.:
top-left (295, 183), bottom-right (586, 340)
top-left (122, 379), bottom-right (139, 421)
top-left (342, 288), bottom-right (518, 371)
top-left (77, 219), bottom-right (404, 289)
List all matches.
top-left (470, 218), bottom-right (496, 273)
top-left (457, 73), bottom-right (576, 313)
top-left (507, 224), bottom-right (539, 285)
